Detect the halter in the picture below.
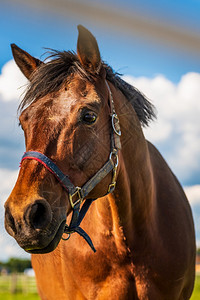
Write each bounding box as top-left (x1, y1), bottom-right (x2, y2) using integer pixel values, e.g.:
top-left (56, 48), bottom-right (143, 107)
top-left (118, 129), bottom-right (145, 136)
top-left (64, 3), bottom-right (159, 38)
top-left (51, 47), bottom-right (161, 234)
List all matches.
top-left (20, 81), bottom-right (121, 252)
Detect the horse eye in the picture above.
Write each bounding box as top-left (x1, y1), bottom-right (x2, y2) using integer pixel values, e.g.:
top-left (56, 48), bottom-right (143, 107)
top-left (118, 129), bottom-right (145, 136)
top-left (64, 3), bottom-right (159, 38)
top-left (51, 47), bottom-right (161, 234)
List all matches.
top-left (82, 112), bottom-right (97, 124)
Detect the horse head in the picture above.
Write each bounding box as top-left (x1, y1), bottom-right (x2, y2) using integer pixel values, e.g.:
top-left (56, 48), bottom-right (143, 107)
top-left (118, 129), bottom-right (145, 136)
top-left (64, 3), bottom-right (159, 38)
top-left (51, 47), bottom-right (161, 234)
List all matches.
top-left (4, 26), bottom-right (116, 254)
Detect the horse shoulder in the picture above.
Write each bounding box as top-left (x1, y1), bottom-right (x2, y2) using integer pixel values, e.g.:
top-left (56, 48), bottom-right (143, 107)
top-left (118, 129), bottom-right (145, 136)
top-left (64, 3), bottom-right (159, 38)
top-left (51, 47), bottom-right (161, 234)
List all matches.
top-left (147, 140), bottom-right (195, 248)
top-left (146, 141), bottom-right (195, 292)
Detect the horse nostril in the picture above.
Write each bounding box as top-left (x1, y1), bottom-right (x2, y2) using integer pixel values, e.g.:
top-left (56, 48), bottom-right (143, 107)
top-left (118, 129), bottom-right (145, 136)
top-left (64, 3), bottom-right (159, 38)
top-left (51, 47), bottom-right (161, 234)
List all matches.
top-left (25, 200), bottom-right (52, 230)
top-left (5, 207), bottom-right (17, 235)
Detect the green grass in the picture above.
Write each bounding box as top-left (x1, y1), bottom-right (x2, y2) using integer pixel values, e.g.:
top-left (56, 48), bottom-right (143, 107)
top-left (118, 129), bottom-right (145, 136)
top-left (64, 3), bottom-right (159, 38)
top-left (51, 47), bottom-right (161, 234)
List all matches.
top-left (190, 275), bottom-right (200, 300)
top-left (0, 292), bottom-right (40, 300)
top-left (0, 274), bottom-right (199, 299)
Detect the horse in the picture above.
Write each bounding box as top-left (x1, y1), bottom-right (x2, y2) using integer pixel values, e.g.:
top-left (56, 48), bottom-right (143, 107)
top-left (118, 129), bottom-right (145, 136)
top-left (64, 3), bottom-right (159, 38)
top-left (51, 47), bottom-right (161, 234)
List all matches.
top-left (4, 25), bottom-right (195, 299)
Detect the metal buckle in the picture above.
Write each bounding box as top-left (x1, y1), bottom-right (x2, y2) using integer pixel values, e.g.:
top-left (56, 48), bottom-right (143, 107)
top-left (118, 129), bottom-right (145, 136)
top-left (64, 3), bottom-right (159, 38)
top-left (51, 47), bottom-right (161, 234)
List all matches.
top-left (69, 187), bottom-right (83, 208)
top-left (109, 150), bottom-right (119, 168)
top-left (107, 182), bottom-right (116, 194)
top-left (112, 114), bottom-right (121, 136)
top-left (107, 151), bottom-right (118, 194)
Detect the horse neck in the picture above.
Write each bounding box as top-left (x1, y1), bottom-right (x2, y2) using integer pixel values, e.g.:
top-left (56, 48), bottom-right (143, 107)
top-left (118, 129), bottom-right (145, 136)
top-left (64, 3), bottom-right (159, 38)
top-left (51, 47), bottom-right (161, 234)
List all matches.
top-left (96, 84), bottom-right (156, 247)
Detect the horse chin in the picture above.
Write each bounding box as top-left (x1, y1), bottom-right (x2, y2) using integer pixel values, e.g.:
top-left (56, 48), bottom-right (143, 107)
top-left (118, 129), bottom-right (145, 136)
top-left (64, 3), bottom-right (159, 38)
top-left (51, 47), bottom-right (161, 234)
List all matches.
top-left (25, 220), bottom-right (66, 254)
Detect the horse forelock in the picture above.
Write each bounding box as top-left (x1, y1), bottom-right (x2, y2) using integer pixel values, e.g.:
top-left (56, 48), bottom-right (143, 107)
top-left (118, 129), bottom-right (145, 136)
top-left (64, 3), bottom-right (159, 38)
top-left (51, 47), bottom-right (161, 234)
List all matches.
top-left (18, 50), bottom-right (84, 112)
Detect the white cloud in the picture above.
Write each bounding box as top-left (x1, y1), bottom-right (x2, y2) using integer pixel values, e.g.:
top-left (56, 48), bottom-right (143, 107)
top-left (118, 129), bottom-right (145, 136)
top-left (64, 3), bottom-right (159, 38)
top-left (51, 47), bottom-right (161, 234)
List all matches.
top-left (184, 185), bottom-right (200, 206)
top-left (123, 73), bottom-right (200, 184)
top-left (0, 60), bottom-right (27, 102)
top-left (0, 169), bottom-right (19, 205)
top-left (0, 60), bottom-right (25, 171)
top-left (0, 168), bottom-right (30, 260)
top-left (184, 185), bottom-right (200, 247)
top-left (0, 61), bottom-right (26, 261)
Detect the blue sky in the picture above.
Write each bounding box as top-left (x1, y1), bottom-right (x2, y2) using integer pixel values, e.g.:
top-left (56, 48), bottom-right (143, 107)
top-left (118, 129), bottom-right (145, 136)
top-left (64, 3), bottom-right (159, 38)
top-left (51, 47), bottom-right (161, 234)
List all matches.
top-left (107, 0), bottom-right (200, 30)
top-left (0, 0), bottom-right (200, 260)
top-left (1, 0), bottom-right (200, 83)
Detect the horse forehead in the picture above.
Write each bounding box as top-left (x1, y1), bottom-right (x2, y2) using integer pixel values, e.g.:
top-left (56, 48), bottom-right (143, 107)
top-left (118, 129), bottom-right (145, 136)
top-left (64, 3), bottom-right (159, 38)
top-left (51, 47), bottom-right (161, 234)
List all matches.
top-left (67, 77), bottom-right (101, 101)
top-left (56, 81), bottom-right (101, 113)
top-left (20, 78), bottom-right (101, 125)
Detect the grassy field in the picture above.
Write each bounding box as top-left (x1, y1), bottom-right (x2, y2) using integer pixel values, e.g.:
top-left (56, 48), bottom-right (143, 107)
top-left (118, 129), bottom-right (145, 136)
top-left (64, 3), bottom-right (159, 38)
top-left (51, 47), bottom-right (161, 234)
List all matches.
top-left (0, 293), bottom-right (40, 300)
top-left (0, 274), bottom-right (199, 299)
top-left (190, 275), bottom-right (200, 300)
top-left (0, 274), bottom-right (39, 300)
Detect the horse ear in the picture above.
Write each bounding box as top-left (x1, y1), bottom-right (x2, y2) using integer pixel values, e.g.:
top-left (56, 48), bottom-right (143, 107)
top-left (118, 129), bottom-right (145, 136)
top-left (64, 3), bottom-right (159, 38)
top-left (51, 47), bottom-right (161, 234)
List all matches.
top-left (11, 44), bottom-right (42, 80)
top-left (77, 25), bottom-right (101, 73)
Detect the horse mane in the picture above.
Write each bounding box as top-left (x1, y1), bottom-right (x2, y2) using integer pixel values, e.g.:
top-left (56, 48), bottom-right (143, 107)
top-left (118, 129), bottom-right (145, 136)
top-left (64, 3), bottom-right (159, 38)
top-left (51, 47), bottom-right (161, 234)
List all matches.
top-left (19, 50), bottom-right (156, 126)
top-left (104, 65), bottom-right (156, 126)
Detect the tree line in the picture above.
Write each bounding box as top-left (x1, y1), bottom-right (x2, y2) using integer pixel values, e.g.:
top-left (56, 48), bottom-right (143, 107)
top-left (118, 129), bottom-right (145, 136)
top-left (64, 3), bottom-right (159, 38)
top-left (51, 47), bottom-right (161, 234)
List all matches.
top-left (0, 257), bottom-right (32, 273)
top-left (1, 249), bottom-right (200, 274)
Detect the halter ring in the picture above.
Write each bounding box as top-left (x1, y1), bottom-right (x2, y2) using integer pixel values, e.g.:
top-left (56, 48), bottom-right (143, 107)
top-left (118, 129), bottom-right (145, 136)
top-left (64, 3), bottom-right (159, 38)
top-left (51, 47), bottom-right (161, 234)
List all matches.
top-left (112, 114), bottom-right (121, 136)
top-left (109, 151), bottom-right (119, 168)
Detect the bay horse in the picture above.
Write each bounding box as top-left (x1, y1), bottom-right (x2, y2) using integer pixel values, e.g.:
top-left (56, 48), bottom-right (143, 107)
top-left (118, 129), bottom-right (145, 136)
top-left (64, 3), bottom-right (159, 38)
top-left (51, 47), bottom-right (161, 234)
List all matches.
top-left (5, 25), bottom-right (195, 299)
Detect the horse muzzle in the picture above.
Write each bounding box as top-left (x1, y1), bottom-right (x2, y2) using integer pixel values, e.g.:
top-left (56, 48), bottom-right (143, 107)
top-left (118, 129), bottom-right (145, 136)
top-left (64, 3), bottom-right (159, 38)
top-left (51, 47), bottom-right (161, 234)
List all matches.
top-left (4, 198), bottom-right (66, 254)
